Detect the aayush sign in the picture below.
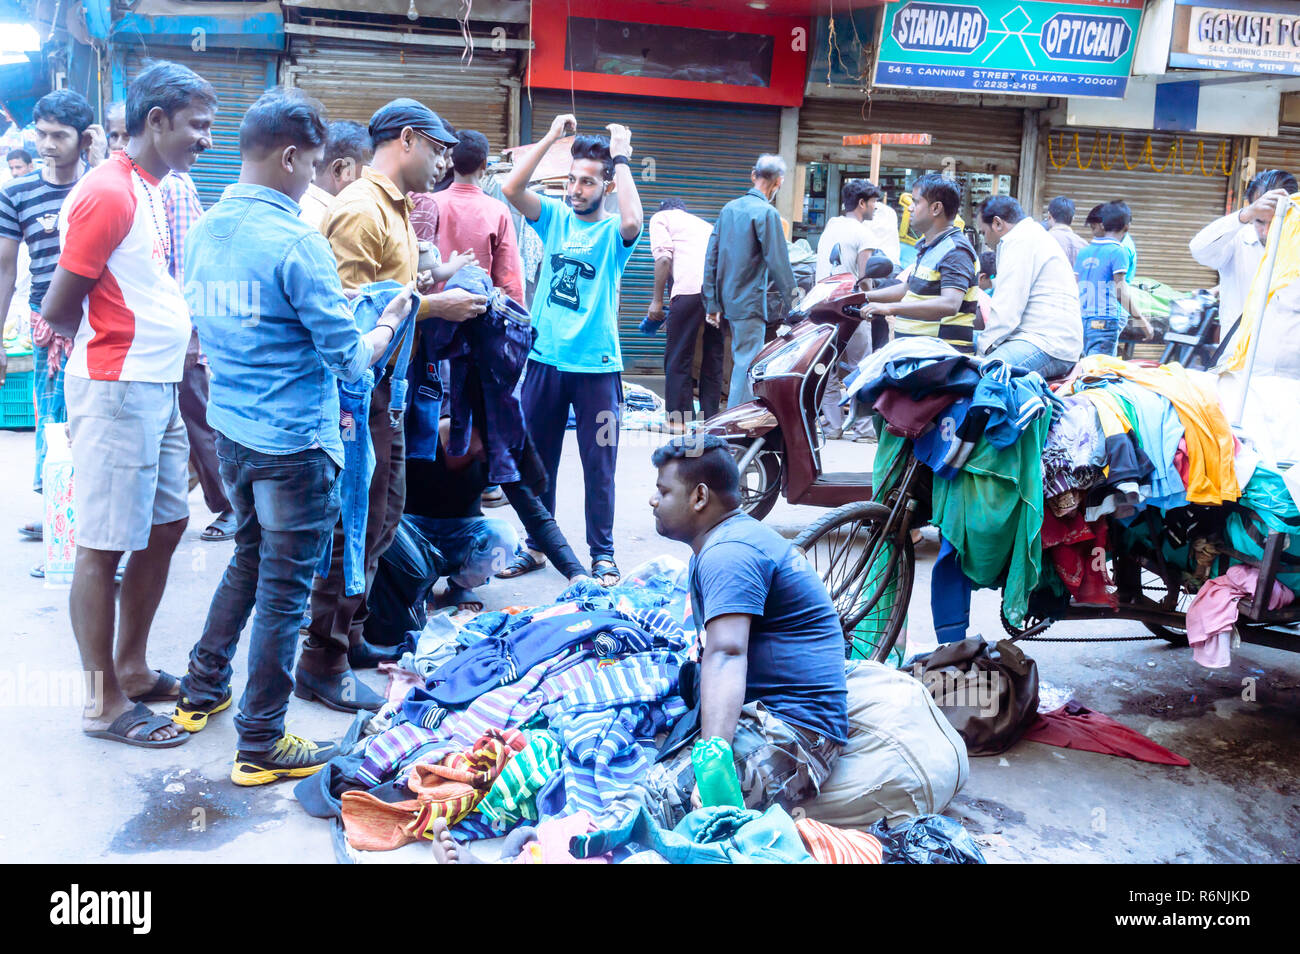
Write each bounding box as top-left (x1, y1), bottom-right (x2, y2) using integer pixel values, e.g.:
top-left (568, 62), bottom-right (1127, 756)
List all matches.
top-left (1170, 1), bottom-right (1300, 76)
top-left (875, 0), bottom-right (1144, 99)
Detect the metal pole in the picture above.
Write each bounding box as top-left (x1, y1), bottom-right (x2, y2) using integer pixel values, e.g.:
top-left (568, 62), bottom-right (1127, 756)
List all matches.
top-left (1232, 196), bottom-right (1293, 427)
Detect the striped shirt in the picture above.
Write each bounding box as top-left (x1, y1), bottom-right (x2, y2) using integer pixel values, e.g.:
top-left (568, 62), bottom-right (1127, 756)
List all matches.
top-left (0, 169), bottom-right (83, 312)
top-left (893, 225), bottom-right (979, 354)
top-left (159, 171), bottom-right (203, 287)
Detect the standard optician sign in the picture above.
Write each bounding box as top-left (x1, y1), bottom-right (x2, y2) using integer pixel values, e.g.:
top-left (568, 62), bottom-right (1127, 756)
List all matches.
top-left (874, 0), bottom-right (1143, 99)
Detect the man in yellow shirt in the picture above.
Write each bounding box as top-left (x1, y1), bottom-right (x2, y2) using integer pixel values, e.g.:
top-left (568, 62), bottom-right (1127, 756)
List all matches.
top-left (297, 99), bottom-right (489, 711)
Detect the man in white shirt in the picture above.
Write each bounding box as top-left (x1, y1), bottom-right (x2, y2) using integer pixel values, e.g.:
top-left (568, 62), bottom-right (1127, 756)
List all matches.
top-left (863, 189), bottom-right (901, 266)
top-left (815, 180), bottom-right (884, 439)
top-left (974, 196), bottom-right (1082, 379)
top-left (648, 197), bottom-right (717, 427)
top-left (815, 179), bottom-right (880, 281)
top-left (1190, 168), bottom-right (1297, 332)
top-left (299, 119), bottom-right (372, 230)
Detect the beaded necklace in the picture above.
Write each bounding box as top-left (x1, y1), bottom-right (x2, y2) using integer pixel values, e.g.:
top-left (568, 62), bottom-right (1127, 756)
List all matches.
top-left (125, 152), bottom-right (172, 263)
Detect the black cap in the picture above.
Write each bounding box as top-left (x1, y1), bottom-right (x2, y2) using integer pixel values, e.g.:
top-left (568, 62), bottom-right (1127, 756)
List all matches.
top-left (368, 98), bottom-right (458, 147)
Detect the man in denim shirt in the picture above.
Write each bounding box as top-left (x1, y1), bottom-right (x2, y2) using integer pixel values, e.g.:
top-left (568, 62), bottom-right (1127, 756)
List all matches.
top-left (172, 89), bottom-right (414, 786)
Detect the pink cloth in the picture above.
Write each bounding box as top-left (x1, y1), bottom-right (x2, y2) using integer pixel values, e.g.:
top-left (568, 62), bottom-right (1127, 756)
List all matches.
top-left (1185, 565), bottom-right (1293, 668)
top-left (512, 811), bottom-right (610, 864)
top-left (430, 183), bottom-right (524, 301)
top-left (378, 662), bottom-right (425, 706)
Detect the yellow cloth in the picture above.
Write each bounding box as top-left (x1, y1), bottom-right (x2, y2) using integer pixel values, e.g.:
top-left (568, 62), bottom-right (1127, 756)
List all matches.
top-left (1222, 191), bottom-right (1300, 373)
top-left (1074, 356), bottom-right (1240, 504)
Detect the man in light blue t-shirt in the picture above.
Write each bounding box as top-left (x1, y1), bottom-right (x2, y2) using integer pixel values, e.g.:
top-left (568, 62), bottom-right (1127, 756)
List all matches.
top-left (501, 113), bottom-right (643, 585)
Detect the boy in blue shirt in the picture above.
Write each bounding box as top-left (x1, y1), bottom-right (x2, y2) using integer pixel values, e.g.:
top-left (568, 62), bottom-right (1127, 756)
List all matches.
top-left (1075, 201), bottom-right (1151, 356)
top-left (501, 114), bottom-right (643, 585)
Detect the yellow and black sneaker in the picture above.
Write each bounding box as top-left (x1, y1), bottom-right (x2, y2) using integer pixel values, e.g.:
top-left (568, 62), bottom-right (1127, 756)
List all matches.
top-left (172, 689), bottom-right (233, 732)
top-left (231, 734), bottom-right (341, 787)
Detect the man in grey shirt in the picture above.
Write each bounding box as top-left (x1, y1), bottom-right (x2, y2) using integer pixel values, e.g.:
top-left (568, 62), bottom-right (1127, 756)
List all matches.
top-left (703, 155), bottom-right (797, 407)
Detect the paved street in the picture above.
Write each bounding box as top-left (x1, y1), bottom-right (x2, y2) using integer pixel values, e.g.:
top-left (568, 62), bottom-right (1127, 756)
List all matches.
top-left (1, 424), bottom-right (1297, 863)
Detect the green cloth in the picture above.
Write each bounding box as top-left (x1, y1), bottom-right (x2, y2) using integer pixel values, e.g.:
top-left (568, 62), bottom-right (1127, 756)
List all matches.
top-left (875, 414), bottom-right (1049, 625)
top-left (476, 730), bottom-right (560, 828)
top-left (1226, 465), bottom-right (1300, 591)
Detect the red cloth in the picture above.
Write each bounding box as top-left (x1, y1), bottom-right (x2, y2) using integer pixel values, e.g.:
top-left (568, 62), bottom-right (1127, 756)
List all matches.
top-left (872, 388), bottom-right (957, 440)
top-left (1040, 509), bottom-right (1116, 608)
top-left (1024, 703), bottom-right (1190, 766)
top-left (430, 183), bottom-right (525, 302)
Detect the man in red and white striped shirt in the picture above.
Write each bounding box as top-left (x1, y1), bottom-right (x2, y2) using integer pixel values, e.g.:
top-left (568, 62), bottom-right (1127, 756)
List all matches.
top-left (42, 61), bottom-right (217, 749)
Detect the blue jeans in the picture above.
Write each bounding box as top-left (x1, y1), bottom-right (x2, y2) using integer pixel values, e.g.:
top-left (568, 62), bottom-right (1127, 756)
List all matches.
top-left (32, 342), bottom-right (67, 493)
top-left (404, 514), bottom-right (517, 604)
top-left (727, 317), bottom-right (767, 408)
top-left (180, 436), bottom-right (340, 753)
top-left (1082, 319), bottom-right (1122, 357)
top-left (985, 337), bottom-right (1076, 380)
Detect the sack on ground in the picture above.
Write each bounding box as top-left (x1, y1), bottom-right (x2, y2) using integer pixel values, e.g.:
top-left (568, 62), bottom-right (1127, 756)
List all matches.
top-left (803, 660), bottom-right (969, 829)
top-left (910, 637), bottom-right (1040, 756)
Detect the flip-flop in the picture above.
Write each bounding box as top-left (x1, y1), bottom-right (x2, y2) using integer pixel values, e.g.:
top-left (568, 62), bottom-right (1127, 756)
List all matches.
top-left (85, 702), bottom-right (190, 748)
top-left (495, 549), bottom-right (546, 580)
top-left (30, 563), bottom-right (44, 580)
top-left (18, 521), bottom-right (42, 541)
top-left (128, 670), bottom-right (182, 704)
top-left (201, 511), bottom-right (237, 542)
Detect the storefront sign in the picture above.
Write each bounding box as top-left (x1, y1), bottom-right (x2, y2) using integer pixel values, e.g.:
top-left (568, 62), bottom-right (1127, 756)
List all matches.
top-left (874, 0), bottom-right (1144, 99)
top-left (1169, 1), bottom-right (1300, 76)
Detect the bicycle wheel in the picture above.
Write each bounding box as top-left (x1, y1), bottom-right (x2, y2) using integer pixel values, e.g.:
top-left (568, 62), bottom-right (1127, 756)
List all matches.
top-left (795, 501), bottom-right (914, 663)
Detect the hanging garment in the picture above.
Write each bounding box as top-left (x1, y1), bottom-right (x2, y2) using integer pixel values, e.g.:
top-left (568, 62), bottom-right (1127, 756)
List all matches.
top-left (969, 360), bottom-right (1052, 449)
top-left (1108, 381), bottom-right (1187, 511)
top-left (316, 281), bottom-right (418, 594)
top-left (1225, 464), bottom-right (1300, 592)
top-left (1023, 703), bottom-right (1190, 766)
top-left (872, 388), bottom-right (957, 440)
top-left (930, 537), bottom-right (974, 643)
top-left (1221, 190), bottom-right (1300, 374)
top-left (1073, 356), bottom-right (1240, 504)
top-left (1040, 509), bottom-right (1116, 608)
top-left (1185, 565), bottom-right (1294, 668)
top-left (1077, 387), bottom-right (1154, 522)
top-left (1042, 395), bottom-right (1108, 501)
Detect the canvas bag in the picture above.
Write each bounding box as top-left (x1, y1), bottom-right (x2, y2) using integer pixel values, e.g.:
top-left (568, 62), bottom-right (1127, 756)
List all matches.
top-left (803, 661), bottom-right (969, 829)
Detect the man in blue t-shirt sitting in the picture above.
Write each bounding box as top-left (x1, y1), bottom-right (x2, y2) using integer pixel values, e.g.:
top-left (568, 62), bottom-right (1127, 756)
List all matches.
top-left (1076, 200), bottom-right (1151, 356)
top-left (500, 113), bottom-right (643, 588)
top-left (641, 434), bottom-right (848, 828)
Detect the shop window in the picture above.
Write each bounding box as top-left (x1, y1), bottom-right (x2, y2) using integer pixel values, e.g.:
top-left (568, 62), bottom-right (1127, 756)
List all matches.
top-left (564, 18), bottom-right (774, 88)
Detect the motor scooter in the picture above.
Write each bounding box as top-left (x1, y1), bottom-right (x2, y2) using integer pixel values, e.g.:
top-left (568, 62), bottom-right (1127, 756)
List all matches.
top-left (698, 255), bottom-right (894, 520)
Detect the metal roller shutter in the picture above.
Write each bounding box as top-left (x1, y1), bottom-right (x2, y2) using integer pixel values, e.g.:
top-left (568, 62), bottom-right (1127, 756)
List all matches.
top-left (124, 47), bottom-right (278, 208)
top-left (530, 90), bottom-right (781, 373)
top-left (1256, 123), bottom-right (1300, 178)
top-left (286, 39), bottom-right (517, 150)
top-left (1040, 126), bottom-right (1230, 293)
top-left (797, 98), bottom-right (1023, 173)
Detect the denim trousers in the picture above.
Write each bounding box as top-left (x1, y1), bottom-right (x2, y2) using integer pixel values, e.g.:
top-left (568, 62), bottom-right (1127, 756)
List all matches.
top-left (403, 514), bottom-right (518, 603)
top-left (1082, 319), bottom-right (1122, 358)
top-left (179, 435), bottom-right (340, 753)
top-left (984, 337), bottom-right (1076, 380)
top-left (726, 316), bottom-right (767, 408)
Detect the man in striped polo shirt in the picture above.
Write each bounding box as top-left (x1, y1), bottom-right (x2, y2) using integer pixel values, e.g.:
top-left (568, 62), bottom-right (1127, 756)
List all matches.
top-left (861, 173), bottom-right (979, 354)
top-left (0, 90), bottom-right (94, 549)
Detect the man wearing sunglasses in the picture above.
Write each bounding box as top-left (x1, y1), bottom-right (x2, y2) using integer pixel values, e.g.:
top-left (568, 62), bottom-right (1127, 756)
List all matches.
top-left (298, 99), bottom-right (488, 712)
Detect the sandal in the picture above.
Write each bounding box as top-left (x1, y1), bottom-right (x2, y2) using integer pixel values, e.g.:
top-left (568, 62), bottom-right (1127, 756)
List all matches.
top-left (495, 549), bottom-right (547, 580)
top-left (128, 670), bottom-right (182, 704)
top-left (18, 521), bottom-right (42, 541)
top-left (201, 511), bottom-right (237, 542)
top-left (85, 702), bottom-right (190, 748)
top-left (591, 558), bottom-right (621, 587)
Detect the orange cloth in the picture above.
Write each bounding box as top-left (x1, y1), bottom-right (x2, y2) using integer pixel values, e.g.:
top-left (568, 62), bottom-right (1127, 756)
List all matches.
top-left (1073, 356), bottom-right (1240, 504)
top-left (795, 817), bottom-right (884, 864)
top-left (341, 729), bottom-right (526, 851)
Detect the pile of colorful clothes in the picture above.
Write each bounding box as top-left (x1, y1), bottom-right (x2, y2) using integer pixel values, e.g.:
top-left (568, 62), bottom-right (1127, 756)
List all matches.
top-left (848, 341), bottom-right (1300, 668)
top-left (296, 557), bottom-right (962, 863)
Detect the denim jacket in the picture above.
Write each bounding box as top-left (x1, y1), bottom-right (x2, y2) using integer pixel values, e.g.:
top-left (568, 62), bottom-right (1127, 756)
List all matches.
top-left (408, 265), bottom-right (535, 483)
top-left (184, 183), bottom-right (372, 467)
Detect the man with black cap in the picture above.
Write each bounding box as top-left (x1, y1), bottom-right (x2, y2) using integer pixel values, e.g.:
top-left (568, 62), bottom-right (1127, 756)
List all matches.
top-left (297, 98), bottom-right (488, 713)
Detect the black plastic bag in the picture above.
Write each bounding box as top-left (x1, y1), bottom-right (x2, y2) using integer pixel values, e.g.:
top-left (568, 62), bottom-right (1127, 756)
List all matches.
top-left (868, 814), bottom-right (986, 865)
top-left (364, 519), bottom-right (445, 647)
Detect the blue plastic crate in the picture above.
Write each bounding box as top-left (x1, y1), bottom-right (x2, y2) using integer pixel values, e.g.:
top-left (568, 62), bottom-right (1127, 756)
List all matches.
top-left (0, 366), bottom-right (36, 429)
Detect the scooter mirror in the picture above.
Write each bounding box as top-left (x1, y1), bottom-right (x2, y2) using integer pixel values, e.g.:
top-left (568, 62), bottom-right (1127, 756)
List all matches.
top-left (861, 254), bottom-right (894, 280)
